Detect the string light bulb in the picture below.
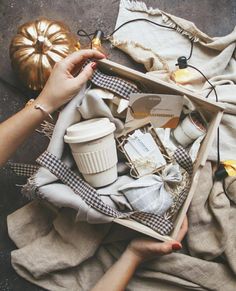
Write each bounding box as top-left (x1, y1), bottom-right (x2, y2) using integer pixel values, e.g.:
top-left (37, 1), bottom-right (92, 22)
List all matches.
top-left (77, 20), bottom-right (222, 177)
top-left (171, 56), bottom-right (193, 84)
top-left (91, 30), bottom-right (107, 55)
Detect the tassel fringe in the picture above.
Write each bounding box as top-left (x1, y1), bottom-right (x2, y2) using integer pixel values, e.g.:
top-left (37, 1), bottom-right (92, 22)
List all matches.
top-left (36, 120), bottom-right (55, 139)
top-left (111, 38), bottom-right (170, 73)
top-left (21, 173), bottom-right (39, 200)
top-left (121, 0), bottom-right (161, 15)
top-left (121, 0), bottom-right (199, 42)
top-left (162, 14), bottom-right (199, 42)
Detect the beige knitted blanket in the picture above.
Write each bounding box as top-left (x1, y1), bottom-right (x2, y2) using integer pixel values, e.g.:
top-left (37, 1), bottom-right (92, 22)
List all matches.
top-left (7, 1), bottom-right (236, 290)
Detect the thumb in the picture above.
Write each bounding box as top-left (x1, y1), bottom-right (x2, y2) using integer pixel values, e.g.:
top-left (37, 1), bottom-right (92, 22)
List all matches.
top-left (73, 62), bottom-right (95, 88)
top-left (170, 240), bottom-right (182, 251)
top-left (153, 240), bottom-right (182, 255)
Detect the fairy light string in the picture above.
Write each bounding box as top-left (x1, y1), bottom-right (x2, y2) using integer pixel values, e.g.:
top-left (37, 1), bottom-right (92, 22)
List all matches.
top-left (78, 18), bottom-right (221, 168)
top-left (1, 18), bottom-right (221, 170)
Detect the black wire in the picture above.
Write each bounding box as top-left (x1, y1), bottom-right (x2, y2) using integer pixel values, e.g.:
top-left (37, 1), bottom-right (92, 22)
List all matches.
top-left (77, 18), bottom-right (176, 51)
top-left (77, 30), bottom-right (95, 38)
top-left (3, 19), bottom-right (176, 102)
top-left (77, 18), bottom-right (196, 64)
top-left (187, 64), bottom-right (220, 167)
top-left (106, 18), bottom-right (221, 167)
top-left (77, 20), bottom-right (220, 165)
top-left (187, 40), bottom-right (194, 60)
top-left (205, 86), bottom-right (214, 99)
top-left (187, 64), bottom-right (218, 102)
top-left (108, 18), bottom-right (193, 62)
top-left (77, 29), bottom-right (93, 49)
top-left (216, 127), bottom-right (220, 167)
top-left (107, 18), bottom-right (175, 38)
top-left (78, 18), bottom-right (176, 41)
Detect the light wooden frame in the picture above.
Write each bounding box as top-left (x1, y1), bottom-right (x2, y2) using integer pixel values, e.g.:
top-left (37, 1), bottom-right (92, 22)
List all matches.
top-left (97, 59), bottom-right (224, 241)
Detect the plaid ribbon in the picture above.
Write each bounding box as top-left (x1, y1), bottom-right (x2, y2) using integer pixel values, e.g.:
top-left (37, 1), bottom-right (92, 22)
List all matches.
top-left (171, 146), bottom-right (193, 215)
top-left (36, 151), bottom-right (173, 235)
top-left (85, 60), bottom-right (141, 99)
top-left (7, 162), bottom-right (39, 177)
top-left (173, 186), bottom-right (191, 214)
top-left (174, 147), bottom-right (193, 176)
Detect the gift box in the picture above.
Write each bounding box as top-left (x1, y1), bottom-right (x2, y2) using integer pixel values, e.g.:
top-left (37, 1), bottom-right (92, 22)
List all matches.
top-left (116, 122), bottom-right (171, 178)
top-left (24, 58), bottom-right (224, 243)
top-left (96, 59), bottom-right (224, 241)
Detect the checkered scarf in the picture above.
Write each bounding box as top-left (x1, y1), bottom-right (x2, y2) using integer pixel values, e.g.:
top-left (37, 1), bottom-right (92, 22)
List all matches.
top-left (35, 146), bottom-right (192, 236)
top-left (7, 162), bottom-right (39, 177)
top-left (85, 60), bottom-right (141, 99)
top-left (174, 147), bottom-right (193, 176)
top-left (166, 147), bottom-right (193, 217)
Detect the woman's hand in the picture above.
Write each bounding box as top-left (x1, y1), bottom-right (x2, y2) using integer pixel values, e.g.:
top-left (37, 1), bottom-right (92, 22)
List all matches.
top-left (36, 49), bottom-right (105, 113)
top-left (92, 217), bottom-right (188, 291)
top-left (0, 49), bottom-right (105, 166)
top-left (126, 215), bottom-right (188, 265)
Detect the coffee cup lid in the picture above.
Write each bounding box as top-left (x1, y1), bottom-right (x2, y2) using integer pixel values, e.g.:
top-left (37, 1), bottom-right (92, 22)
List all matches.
top-left (64, 118), bottom-right (116, 143)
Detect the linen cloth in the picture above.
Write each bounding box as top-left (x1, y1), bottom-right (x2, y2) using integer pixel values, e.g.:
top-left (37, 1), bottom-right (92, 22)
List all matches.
top-left (35, 150), bottom-right (174, 234)
top-left (111, 0), bottom-right (236, 161)
top-left (7, 0), bottom-right (236, 290)
top-left (89, 66), bottom-right (141, 99)
top-left (8, 164), bottom-right (236, 291)
top-left (20, 63), bottom-right (191, 232)
top-left (78, 88), bottom-right (125, 132)
top-left (118, 164), bottom-right (182, 214)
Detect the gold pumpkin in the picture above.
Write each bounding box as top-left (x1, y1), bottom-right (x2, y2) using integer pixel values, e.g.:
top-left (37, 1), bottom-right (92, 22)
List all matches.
top-left (10, 18), bottom-right (80, 91)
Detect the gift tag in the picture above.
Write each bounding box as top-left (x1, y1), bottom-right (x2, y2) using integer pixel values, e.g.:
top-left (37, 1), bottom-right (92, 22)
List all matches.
top-left (124, 130), bottom-right (166, 176)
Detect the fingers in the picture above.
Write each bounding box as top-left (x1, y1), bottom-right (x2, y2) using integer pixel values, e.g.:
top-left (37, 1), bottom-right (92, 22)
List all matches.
top-left (146, 239), bottom-right (181, 254)
top-left (62, 49), bottom-right (105, 71)
top-left (150, 240), bottom-right (182, 255)
top-left (176, 215), bottom-right (188, 242)
top-left (74, 62), bottom-right (95, 88)
top-left (70, 61), bottom-right (86, 77)
top-left (153, 241), bottom-right (174, 255)
top-left (127, 237), bottom-right (183, 264)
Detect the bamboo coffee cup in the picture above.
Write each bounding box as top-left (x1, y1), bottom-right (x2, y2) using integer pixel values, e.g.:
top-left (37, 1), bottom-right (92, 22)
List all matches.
top-left (64, 118), bottom-right (118, 188)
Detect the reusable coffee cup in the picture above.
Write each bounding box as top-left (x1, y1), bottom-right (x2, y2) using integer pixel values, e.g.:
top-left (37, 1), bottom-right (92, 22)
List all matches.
top-left (64, 118), bottom-right (118, 188)
top-left (173, 113), bottom-right (206, 147)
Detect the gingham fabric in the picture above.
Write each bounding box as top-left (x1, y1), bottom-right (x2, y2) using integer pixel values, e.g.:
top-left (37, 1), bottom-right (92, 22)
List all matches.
top-left (170, 146), bottom-right (193, 216)
top-left (174, 146), bottom-right (193, 176)
top-left (85, 60), bottom-right (141, 100)
top-left (173, 185), bottom-right (191, 215)
top-left (36, 151), bottom-right (173, 235)
top-left (7, 162), bottom-right (39, 177)
top-left (131, 211), bottom-right (173, 234)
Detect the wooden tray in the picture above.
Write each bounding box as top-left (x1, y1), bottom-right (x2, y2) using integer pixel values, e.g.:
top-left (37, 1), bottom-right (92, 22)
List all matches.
top-left (97, 59), bottom-right (224, 242)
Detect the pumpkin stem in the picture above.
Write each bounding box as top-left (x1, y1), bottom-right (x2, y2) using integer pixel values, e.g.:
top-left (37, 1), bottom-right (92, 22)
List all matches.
top-left (34, 36), bottom-right (52, 53)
